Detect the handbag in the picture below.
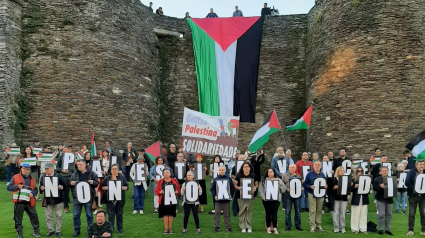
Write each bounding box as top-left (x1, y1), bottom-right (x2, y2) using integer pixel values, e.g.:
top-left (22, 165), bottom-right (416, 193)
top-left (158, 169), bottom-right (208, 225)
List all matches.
top-left (41, 197), bottom-right (47, 207)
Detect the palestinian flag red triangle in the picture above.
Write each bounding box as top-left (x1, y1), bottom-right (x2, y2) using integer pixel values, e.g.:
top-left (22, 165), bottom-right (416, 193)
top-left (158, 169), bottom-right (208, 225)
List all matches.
top-left (145, 141), bottom-right (162, 162)
top-left (268, 110), bottom-right (281, 129)
top-left (191, 17), bottom-right (260, 51)
top-left (286, 105), bottom-right (313, 131)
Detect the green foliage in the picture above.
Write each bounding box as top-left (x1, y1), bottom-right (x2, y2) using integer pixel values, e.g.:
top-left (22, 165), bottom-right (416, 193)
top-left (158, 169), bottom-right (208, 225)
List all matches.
top-left (63, 18), bottom-right (74, 25)
top-left (315, 12), bottom-right (323, 24)
top-left (351, 0), bottom-right (361, 7)
top-left (23, 7), bottom-right (44, 34)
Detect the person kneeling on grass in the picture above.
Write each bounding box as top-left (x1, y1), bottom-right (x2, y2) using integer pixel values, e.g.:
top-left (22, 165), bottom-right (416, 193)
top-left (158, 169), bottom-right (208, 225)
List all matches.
top-left (87, 210), bottom-right (113, 238)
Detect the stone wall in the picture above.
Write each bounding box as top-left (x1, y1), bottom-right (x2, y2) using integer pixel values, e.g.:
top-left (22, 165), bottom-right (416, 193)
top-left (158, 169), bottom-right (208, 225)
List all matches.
top-left (0, 0), bottom-right (23, 155)
top-left (19, 0), bottom-right (160, 150)
top-left (306, 0), bottom-right (425, 162)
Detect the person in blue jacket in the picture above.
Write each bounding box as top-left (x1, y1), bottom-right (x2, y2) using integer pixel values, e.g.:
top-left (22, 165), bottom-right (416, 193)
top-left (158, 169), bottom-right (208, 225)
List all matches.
top-left (304, 161), bottom-right (327, 233)
top-left (211, 165), bottom-right (235, 233)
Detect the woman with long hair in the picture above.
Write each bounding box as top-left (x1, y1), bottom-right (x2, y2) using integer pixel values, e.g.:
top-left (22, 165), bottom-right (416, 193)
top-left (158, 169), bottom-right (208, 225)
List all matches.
top-left (22, 146), bottom-right (37, 179)
top-left (149, 156), bottom-right (165, 214)
top-left (181, 171), bottom-right (202, 235)
top-left (351, 167), bottom-right (368, 234)
top-left (332, 166), bottom-right (349, 233)
top-left (155, 167), bottom-right (180, 234)
top-left (92, 156), bottom-right (103, 214)
top-left (190, 154), bottom-right (208, 213)
top-left (259, 168), bottom-right (286, 234)
top-left (84, 151), bottom-right (91, 170)
top-left (234, 161), bottom-right (258, 233)
top-left (101, 164), bottom-right (128, 234)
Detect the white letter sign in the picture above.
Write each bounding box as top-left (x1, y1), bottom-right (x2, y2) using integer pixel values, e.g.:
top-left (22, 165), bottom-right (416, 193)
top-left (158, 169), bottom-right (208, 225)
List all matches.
top-left (62, 153), bottom-right (74, 170)
top-left (185, 181), bottom-right (199, 202)
top-left (289, 179), bottom-right (302, 198)
top-left (44, 176), bottom-right (59, 198)
top-left (76, 182), bottom-right (91, 203)
top-left (216, 180), bottom-right (230, 200)
top-left (357, 176), bottom-right (371, 195)
top-left (415, 174), bottom-right (425, 194)
top-left (241, 178), bottom-right (254, 200)
top-left (322, 161), bottom-right (333, 177)
top-left (277, 160), bottom-right (287, 174)
top-left (91, 160), bottom-right (102, 178)
top-left (155, 165), bottom-right (165, 180)
top-left (164, 184), bottom-right (177, 205)
top-left (108, 180), bottom-right (122, 201)
top-left (265, 179), bottom-right (279, 201)
top-left (342, 160), bottom-right (352, 175)
top-left (313, 178), bottom-right (326, 198)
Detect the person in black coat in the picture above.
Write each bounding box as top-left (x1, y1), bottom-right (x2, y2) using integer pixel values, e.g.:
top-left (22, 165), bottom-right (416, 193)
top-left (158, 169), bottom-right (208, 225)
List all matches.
top-left (373, 166), bottom-right (393, 235)
top-left (350, 167), bottom-right (369, 234)
top-left (405, 160), bottom-right (425, 236)
top-left (39, 162), bottom-right (68, 237)
top-left (101, 164), bottom-right (129, 234)
top-left (250, 151), bottom-right (265, 198)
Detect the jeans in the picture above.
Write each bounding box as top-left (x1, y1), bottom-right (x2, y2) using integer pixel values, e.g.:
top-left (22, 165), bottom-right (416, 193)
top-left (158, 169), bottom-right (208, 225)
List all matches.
top-left (285, 196), bottom-right (301, 229)
top-left (408, 195), bottom-right (425, 232)
top-left (6, 163), bottom-right (17, 183)
top-left (396, 191), bottom-right (407, 212)
top-left (125, 166), bottom-right (131, 182)
top-left (281, 193), bottom-right (286, 209)
top-left (133, 185), bottom-right (145, 211)
top-left (301, 190), bottom-right (309, 208)
top-left (73, 201), bottom-right (93, 232)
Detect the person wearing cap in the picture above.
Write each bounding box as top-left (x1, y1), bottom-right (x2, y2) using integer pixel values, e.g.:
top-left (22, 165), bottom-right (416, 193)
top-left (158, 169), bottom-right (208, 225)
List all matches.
top-left (33, 139), bottom-right (41, 148)
top-left (39, 162), bottom-right (67, 237)
top-left (130, 155), bottom-right (148, 214)
top-left (56, 144), bottom-right (73, 213)
top-left (5, 142), bottom-right (21, 185)
top-left (36, 144), bottom-right (52, 201)
top-left (7, 164), bottom-right (41, 238)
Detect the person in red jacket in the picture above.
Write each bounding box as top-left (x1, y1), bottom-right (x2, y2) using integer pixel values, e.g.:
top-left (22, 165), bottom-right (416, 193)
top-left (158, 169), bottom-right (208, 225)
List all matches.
top-left (7, 163), bottom-right (41, 238)
top-left (295, 152), bottom-right (313, 212)
top-left (155, 167), bottom-right (181, 235)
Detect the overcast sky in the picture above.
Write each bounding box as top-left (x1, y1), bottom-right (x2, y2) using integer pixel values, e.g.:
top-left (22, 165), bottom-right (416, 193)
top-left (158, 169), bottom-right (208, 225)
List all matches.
top-left (140, 0), bottom-right (315, 18)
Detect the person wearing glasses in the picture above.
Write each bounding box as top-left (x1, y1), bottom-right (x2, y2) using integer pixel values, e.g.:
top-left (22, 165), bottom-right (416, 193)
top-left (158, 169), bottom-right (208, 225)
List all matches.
top-left (7, 163), bottom-right (41, 238)
top-left (351, 167), bottom-right (369, 234)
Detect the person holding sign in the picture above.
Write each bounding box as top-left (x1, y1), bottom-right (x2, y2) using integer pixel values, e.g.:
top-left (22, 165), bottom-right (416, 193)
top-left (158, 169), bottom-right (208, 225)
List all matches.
top-left (83, 152), bottom-right (91, 170)
top-left (39, 162), bottom-right (67, 237)
top-left (55, 144), bottom-right (73, 213)
top-left (130, 156), bottom-right (148, 214)
top-left (155, 168), bottom-right (181, 234)
top-left (282, 164), bottom-right (303, 231)
top-left (373, 166), bottom-right (393, 235)
top-left (234, 161), bottom-right (258, 233)
top-left (149, 156), bottom-right (166, 214)
top-left (70, 159), bottom-right (99, 237)
top-left (122, 142), bottom-right (137, 182)
top-left (7, 163), bottom-right (41, 238)
top-left (190, 154), bottom-right (208, 213)
top-left (22, 146), bottom-right (38, 186)
top-left (351, 167), bottom-right (369, 234)
top-left (211, 165), bottom-right (235, 233)
top-left (405, 160), bottom-right (425, 237)
top-left (331, 166), bottom-right (350, 233)
top-left (101, 164), bottom-right (128, 234)
top-left (259, 168), bottom-right (286, 234)
top-left (304, 161), bottom-right (327, 233)
top-left (209, 154), bottom-right (225, 215)
top-left (271, 147), bottom-right (289, 210)
top-left (5, 142), bottom-right (20, 185)
top-left (181, 171), bottom-right (202, 235)
top-left (394, 163), bottom-right (407, 214)
top-left (295, 152), bottom-right (313, 212)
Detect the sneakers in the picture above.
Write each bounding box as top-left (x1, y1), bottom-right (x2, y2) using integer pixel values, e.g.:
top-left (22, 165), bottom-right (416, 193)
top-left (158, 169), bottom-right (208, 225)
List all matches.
top-left (153, 210), bottom-right (158, 214)
top-left (45, 231), bottom-right (54, 237)
top-left (378, 230), bottom-right (383, 235)
top-left (226, 228), bottom-right (232, 233)
top-left (56, 232), bottom-right (62, 237)
top-left (296, 227), bottom-right (303, 231)
top-left (93, 210), bottom-right (98, 215)
top-left (407, 231), bottom-right (414, 237)
top-left (346, 209), bottom-right (350, 214)
top-left (33, 232), bottom-right (41, 237)
top-left (420, 231), bottom-right (425, 236)
top-left (316, 227), bottom-right (324, 232)
top-left (273, 228), bottom-right (279, 234)
top-left (247, 229), bottom-right (252, 233)
top-left (132, 210), bottom-right (138, 214)
top-left (341, 230), bottom-right (346, 234)
top-left (209, 210), bottom-right (216, 215)
top-left (385, 231), bottom-right (393, 236)
top-left (6, 182), bottom-right (10, 186)
top-left (182, 229), bottom-right (187, 235)
top-left (214, 227), bottom-right (219, 233)
top-left (282, 208), bottom-right (285, 212)
top-left (197, 229), bottom-right (202, 235)
top-left (310, 228), bottom-right (315, 233)
top-left (377, 211), bottom-right (379, 215)
top-left (241, 229), bottom-right (246, 233)
top-left (267, 228), bottom-right (272, 234)
top-left (139, 210), bottom-right (144, 214)
top-left (334, 229), bottom-right (339, 233)
top-left (322, 210), bottom-right (325, 214)
top-left (401, 211), bottom-right (406, 215)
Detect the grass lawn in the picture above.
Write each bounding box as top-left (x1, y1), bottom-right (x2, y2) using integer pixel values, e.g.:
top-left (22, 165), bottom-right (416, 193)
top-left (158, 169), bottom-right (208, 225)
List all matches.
top-left (0, 178), bottom-right (420, 238)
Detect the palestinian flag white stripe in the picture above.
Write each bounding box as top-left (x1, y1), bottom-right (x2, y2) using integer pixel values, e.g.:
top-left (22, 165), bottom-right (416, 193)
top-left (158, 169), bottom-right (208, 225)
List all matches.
top-left (215, 41), bottom-right (237, 117)
top-left (249, 122), bottom-right (271, 146)
top-left (412, 140), bottom-right (425, 158)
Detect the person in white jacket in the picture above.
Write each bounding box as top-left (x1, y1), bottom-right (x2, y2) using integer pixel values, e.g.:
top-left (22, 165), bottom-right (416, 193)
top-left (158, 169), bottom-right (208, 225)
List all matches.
top-left (130, 156), bottom-right (148, 214)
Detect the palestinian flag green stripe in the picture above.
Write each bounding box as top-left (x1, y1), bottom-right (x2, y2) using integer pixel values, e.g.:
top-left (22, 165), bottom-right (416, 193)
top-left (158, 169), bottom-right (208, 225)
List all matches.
top-left (187, 19), bottom-right (219, 116)
top-left (146, 152), bottom-right (156, 163)
top-left (249, 127), bottom-right (280, 152)
top-left (286, 119), bottom-right (309, 131)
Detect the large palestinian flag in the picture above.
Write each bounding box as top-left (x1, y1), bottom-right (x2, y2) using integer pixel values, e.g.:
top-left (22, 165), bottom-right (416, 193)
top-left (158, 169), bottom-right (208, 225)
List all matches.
top-left (286, 105), bottom-right (313, 131)
top-left (248, 110), bottom-right (281, 152)
top-left (406, 130), bottom-right (425, 160)
top-left (187, 17), bottom-right (264, 123)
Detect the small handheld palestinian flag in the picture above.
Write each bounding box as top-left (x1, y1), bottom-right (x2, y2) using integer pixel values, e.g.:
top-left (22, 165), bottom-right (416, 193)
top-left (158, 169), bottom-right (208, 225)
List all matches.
top-left (31, 146), bottom-right (42, 154)
top-left (286, 105), bottom-right (312, 132)
top-left (7, 147), bottom-right (20, 155)
top-left (20, 157), bottom-right (36, 166)
top-left (248, 110), bottom-right (281, 152)
top-left (91, 131), bottom-right (96, 156)
top-left (145, 141), bottom-right (162, 163)
top-left (76, 151), bottom-right (84, 160)
top-left (370, 156), bottom-right (381, 165)
top-left (406, 130), bottom-right (425, 160)
top-left (38, 151), bottom-right (54, 162)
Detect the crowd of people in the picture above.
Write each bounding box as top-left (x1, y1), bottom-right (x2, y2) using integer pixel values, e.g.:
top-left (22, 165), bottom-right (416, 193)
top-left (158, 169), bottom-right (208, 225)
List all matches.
top-left (3, 139), bottom-right (424, 237)
top-left (147, 2), bottom-right (275, 18)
